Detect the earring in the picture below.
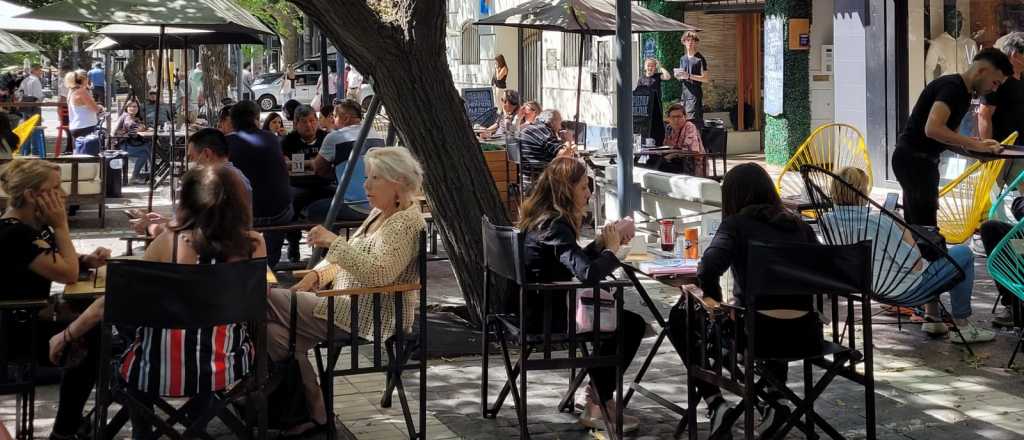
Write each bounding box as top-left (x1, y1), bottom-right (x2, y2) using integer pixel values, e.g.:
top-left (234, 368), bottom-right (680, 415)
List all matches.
top-left (395, 195), bottom-right (400, 208)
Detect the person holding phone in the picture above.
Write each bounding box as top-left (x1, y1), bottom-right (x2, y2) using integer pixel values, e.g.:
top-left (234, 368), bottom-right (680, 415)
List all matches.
top-left (675, 31), bottom-right (708, 128)
top-left (0, 159), bottom-right (111, 440)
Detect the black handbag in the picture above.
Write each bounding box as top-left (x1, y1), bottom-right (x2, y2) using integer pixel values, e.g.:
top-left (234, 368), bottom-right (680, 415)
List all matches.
top-left (263, 293), bottom-right (310, 429)
top-left (911, 225), bottom-right (948, 262)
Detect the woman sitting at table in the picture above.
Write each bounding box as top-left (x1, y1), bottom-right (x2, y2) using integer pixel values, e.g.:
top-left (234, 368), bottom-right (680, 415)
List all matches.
top-left (49, 165), bottom-right (266, 437)
top-left (265, 146), bottom-right (426, 437)
top-left (262, 111), bottom-right (287, 138)
top-left (479, 89), bottom-right (521, 139)
top-left (517, 156), bottom-right (645, 432)
top-left (664, 103), bottom-right (707, 176)
top-left (0, 159), bottom-right (111, 440)
top-left (66, 69), bottom-right (103, 155)
top-left (113, 97), bottom-right (153, 185)
top-left (669, 163), bottom-right (823, 437)
top-left (823, 166), bottom-right (993, 343)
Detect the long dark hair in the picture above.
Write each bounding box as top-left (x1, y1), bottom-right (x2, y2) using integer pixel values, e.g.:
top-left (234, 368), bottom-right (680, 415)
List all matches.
top-left (171, 165), bottom-right (256, 261)
top-left (262, 112), bottom-right (282, 132)
top-left (496, 54), bottom-right (507, 69)
top-left (517, 157), bottom-right (588, 235)
top-left (721, 162), bottom-right (799, 226)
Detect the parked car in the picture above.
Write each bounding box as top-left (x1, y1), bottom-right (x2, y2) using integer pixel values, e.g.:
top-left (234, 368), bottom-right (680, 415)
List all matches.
top-left (253, 71), bottom-right (324, 111)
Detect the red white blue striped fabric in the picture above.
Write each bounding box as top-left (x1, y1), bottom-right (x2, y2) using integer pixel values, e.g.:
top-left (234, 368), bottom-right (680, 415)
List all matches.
top-left (118, 323), bottom-right (253, 397)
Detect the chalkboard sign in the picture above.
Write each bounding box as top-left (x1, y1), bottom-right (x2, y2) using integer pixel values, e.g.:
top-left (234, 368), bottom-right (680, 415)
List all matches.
top-left (764, 16), bottom-right (784, 116)
top-left (632, 93), bottom-right (651, 118)
top-left (462, 87), bottom-right (495, 124)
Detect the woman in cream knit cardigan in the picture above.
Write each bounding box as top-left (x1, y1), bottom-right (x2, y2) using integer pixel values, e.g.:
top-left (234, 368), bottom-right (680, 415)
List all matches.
top-left (266, 146), bottom-right (426, 437)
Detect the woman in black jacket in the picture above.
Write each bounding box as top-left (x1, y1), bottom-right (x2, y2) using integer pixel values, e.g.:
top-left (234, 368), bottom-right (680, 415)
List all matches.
top-left (518, 156), bottom-right (646, 432)
top-left (671, 163), bottom-right (823, 437)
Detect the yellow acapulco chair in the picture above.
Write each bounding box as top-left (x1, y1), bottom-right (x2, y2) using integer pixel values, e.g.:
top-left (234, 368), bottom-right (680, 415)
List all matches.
top-left (936, 132), bottom-right (1017, 243)
top-left (776, 123), bottom-right (872, 204)
top-left (10, 114), bottom-right (40, 156)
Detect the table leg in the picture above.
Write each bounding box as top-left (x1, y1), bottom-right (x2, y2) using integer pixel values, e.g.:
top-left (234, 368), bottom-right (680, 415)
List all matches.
top-left (619, 266), bottom-right (688, 418)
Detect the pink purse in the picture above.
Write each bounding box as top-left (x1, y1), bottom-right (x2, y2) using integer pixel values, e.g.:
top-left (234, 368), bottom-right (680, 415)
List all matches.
top-left (571, 289), bottom-right (618, 333)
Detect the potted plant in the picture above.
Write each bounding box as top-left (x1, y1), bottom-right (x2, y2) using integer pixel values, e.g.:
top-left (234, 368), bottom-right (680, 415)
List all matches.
top-left (702, 82), bottom-right (738, 129)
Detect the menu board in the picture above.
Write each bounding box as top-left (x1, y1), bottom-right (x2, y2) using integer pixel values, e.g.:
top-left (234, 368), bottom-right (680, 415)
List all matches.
top-left (462, 87), bottom-right (495, 124)
top-left (764, 15), bottom-right (785, 116)
top-left (632, 93), bottom-right (651, 118)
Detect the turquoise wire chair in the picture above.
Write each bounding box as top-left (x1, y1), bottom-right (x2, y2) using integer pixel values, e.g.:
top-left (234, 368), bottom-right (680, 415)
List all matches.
top-left (988, 167), bottom-right (1024, 224)
top-left (986, 219), bottom-right (1024, 367)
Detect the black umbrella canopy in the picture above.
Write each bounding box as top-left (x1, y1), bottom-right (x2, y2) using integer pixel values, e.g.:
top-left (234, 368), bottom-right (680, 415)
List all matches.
top-left (91, 24), bottom-right (264, 50)
top-left (474, 0), bottom-right (698, 35)
top-left (14, 0), bottom-right (274, 35)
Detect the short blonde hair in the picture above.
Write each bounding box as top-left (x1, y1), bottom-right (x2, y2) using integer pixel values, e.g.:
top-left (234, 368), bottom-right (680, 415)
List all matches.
top-left (364, 147), bottom-right (423, 196)
top-left (64, 70), bottom-right (87, 89)
top-left (830, 167), bottom-right (869, 206)
top-left (0, 159), bottom-right (60, 208)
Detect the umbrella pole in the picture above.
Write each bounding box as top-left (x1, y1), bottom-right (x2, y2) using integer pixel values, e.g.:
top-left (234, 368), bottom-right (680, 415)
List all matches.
top-left (574, 35), bottom-right (584, 126)
top-left (183, 36), bottom-right (190, 171)
top-left (167, 44), bottom-right (178, 205)
top-left (148, 25), bottom-right (166, 212)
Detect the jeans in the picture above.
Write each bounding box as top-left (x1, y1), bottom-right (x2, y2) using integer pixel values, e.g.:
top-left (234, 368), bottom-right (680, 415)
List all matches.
top-left (123, 141), bottom-right (152, 179)
top-left (255, 205), bottom-right (294, 268)
top-left (903, 245), bottom-right (975, 319)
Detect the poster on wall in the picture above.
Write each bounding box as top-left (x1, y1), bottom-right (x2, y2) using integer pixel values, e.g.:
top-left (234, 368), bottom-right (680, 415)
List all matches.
top-left (764, 15), bottom-right (785, 116)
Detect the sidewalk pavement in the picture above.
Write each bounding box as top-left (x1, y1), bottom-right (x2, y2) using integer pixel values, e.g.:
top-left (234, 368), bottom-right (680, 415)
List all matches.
top-left (6, 154), bottom-right (1024, 439)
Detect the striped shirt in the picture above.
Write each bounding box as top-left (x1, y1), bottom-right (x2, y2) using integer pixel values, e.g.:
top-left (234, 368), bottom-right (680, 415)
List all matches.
top-left (517, 122), bottom-right (562, 193)
top-left (119, 324), bottom-right (253, 397)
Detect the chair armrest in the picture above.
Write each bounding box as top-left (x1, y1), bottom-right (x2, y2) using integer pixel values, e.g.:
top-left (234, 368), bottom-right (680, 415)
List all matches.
top-left (313, 282), bottom-right (422, 297)
top-left (525, 278), bottom-right (633, 291)
top-left (293, 270), bottom-right (313, 278)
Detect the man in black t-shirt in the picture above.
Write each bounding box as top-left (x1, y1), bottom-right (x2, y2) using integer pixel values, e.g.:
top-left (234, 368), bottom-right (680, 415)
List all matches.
top-left (980, 32), bottom-right (1024, 188)
top-left (892, 48), bottom-right (1012, 228)
top-left (281, 104), bottom-right (329, 161)
top-left (676, 31), bottom-right (709, 128)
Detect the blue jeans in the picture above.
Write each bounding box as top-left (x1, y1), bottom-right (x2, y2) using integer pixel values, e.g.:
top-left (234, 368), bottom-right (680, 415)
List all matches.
top-left (124, 141), bottom-right (152, 179)
top-left (904, 245), bottom-right (975, 319)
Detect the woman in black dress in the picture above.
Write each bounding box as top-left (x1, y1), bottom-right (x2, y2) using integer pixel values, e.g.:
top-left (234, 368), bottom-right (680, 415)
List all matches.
top-left (635, 57), bottom-right (671, 145)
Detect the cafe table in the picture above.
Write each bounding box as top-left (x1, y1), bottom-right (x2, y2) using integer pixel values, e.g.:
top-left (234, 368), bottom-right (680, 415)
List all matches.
top-left (616, 248), bottom-right (699, 426)
top-left (63, 256), bottom-right (280, 298)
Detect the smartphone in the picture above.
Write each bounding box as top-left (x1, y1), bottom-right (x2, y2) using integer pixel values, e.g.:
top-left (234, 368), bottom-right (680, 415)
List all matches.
top-left (883, 193), bottom-right (899, 211)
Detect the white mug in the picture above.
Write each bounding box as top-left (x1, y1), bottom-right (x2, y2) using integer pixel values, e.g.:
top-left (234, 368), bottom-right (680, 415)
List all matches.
top-left (645, 138), bottom-right (655, 148)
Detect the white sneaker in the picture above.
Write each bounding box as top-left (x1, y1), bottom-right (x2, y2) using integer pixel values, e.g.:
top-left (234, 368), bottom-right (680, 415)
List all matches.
top-left (951, 321), bottom-right (996, 344)
top-left (921, 320), bottom-right (949, 336)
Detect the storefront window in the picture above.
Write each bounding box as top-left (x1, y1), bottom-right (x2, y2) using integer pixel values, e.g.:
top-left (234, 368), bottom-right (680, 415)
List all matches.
top-left (907, 0), bottom-right (1024, 172)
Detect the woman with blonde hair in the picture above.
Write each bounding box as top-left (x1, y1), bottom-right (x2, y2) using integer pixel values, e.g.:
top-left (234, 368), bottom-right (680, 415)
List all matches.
top-left (636, 57), bottom-right (671, 145)
top-left (0, 159), bottom-right (111, 440)
top-left (65, 70), bottom-right (103, 154)
top-left (265, 146), bottom-right (427, 437)
top-left (823, 166), bottom-right (992, 343)
top-left (517, 156), bottom-right (645, 432)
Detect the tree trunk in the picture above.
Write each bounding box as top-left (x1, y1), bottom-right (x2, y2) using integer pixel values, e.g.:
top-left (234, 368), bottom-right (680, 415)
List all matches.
top-left (278, 8), bottom-right (300, 68)
top-left (288, 0), bottom-right (509, 326)
top-left (200, 45), bottom-right (235, 119)
top-left (123, 51), bottom-right (147, 102)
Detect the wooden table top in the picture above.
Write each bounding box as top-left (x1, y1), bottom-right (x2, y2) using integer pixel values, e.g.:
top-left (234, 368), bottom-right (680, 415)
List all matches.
top-left (63, 257), bottom-right (278, 297)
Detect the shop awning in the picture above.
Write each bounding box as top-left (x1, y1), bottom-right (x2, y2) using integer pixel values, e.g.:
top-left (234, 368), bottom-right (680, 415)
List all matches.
top-left (474, 0), bottom-right (698, 34)
top-left (14, 0), bottom-right (274, 35)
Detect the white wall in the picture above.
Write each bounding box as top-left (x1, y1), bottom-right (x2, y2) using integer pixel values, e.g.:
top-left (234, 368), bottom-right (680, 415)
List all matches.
top-left (809, 0), bottom-right (835, 130)
top-left (833, 0), bottom-right (868, 136)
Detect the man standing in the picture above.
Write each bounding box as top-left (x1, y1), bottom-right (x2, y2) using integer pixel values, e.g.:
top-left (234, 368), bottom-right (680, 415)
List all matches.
top-left (346, 66), bottom-right (363, 101)
top-left (226, 100), bottom-right (293, 267)
top-left (893, 48), bottom-right (1010, 340)
top-left (675, 31), bottom-right (708, 128)
top-left (241, 62), bottom-right (254, 101)
top-left (979, 32), bottom-right (1024, 184)
top-left (88, 62), bottom-right (105, 106)
top-left (188, 62), bottom-right (203, 113)
top-left (17, 64), bottom-right (44, 155)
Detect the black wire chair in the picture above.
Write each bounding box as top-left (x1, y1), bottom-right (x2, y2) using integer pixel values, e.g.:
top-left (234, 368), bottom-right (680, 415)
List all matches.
top-left (800, 164), bottom-right (975, 355)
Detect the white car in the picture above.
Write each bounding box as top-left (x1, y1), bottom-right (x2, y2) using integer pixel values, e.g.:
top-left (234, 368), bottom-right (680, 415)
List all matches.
top-left (252, 71), bottom-right (376, 112)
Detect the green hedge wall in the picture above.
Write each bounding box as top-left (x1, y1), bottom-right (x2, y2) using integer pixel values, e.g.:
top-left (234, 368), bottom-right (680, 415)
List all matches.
top-left (764, 0), bottom-right (811, 166)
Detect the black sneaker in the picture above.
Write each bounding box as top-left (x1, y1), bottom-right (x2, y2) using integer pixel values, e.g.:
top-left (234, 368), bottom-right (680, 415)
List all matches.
top-left (757, 400), bottom-right (791, 438)
top-left (707, 396), bottom-right (733, 439)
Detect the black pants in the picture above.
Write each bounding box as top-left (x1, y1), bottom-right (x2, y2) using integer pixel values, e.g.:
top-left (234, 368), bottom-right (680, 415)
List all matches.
top-left (52, 326), bottom-right (101, 436)
top-left (525, 296), bottom-right (646, 402)
top-left (668, 305), bottom-right (823, 401)
top-left (892, 147), bottom-right (940, 227)
top-left (255, 205), bottom-right (295, 268)
top-left (981, 220), bottom-right (1019, 308)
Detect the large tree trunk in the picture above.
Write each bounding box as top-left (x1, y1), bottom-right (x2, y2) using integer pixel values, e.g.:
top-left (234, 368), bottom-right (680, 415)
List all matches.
top-left (277, 7), bottom-right (301, 68)
top-left (288, 0), bottom-right (508, 326)
top-left (200, 45), bottom-right (234, 119)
